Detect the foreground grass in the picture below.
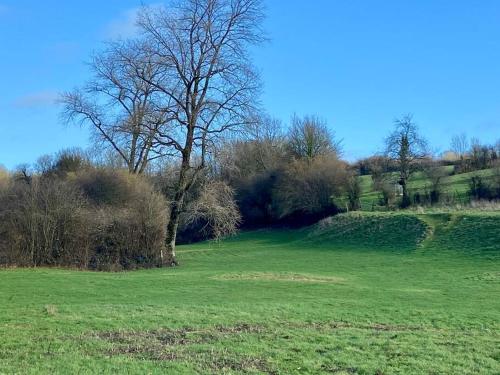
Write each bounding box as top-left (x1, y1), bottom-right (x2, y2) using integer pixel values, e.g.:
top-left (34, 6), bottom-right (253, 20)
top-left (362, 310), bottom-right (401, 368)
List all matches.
top-left (0, 212), bottom-right (499, 374)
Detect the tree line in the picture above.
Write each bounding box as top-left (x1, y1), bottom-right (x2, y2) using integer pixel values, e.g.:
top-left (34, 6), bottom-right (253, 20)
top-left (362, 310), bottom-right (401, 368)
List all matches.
top-left (1, 0), bottom-right (499, 270)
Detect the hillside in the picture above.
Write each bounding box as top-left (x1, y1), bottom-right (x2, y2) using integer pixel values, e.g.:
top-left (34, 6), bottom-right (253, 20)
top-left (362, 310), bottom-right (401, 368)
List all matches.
top-left (0, 211), bottom-right (499, 374)
top-left (358, 167), bottom-right (497, 210)
top-left (309, 211), bottom-right (500, 259)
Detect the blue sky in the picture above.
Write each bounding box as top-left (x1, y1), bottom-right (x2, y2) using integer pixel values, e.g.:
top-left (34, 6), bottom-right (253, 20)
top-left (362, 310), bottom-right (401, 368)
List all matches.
top-left (1, 0), bottom-right (499, 169)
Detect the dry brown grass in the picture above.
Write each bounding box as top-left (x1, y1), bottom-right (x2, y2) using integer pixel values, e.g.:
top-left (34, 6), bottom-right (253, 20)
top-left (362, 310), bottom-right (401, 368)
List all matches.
top-left (212, 272), bottom-right (345, 283)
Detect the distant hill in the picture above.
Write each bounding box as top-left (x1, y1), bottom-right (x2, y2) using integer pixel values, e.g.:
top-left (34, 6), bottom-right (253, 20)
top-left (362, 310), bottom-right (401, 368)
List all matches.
top-left (357, 167), bottom-right (496, 211)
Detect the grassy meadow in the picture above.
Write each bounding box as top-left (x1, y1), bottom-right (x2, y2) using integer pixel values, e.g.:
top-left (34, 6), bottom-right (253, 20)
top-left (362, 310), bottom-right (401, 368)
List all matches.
top-left (357, 167), bottom-right (497, 211)
top-left (0, 211), bottom-right (499, 374)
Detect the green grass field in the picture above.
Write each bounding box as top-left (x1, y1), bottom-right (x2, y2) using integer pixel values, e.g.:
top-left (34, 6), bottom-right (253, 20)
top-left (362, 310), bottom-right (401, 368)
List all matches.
top-left (0, 212), bottom-right (499, 374)
top-left (358, 167), bottom-right (496, 211)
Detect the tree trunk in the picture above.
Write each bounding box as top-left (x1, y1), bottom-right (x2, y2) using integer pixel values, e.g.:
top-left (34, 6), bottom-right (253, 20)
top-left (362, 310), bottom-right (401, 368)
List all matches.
top-left (401, 180), bottom-right (411, 208)
top-left (162, 158), bottom-right (191, 267)
top-left (163, 200), bottom-right (182, 266)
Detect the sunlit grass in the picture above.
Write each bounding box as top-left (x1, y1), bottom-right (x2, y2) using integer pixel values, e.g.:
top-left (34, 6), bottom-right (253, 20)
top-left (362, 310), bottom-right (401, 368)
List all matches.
top-left (0, 212), bottom-right (498, 374)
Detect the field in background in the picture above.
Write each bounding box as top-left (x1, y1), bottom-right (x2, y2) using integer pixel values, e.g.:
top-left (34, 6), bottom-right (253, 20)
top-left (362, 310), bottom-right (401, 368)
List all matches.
top-left (0, 211), bottom-right (499, 374)
top-left (358, 167), bottom-right (496, 211)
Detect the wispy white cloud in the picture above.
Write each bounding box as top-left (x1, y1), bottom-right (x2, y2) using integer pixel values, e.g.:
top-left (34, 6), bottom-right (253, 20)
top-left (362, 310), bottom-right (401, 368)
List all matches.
top-left (13, 91), bottom-right (59, 109)
top-left (103, 3), bottom-right (164, 40)
top-left (104, 7), bottom-right (141, 39)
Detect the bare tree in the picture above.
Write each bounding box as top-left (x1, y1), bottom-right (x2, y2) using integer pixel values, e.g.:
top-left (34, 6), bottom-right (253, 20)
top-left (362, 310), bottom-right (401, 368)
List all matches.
top-left (450, 133), bottom-right (468, 161)
top-left (385, 114), bottom-right (428, 207)
top-left (287, 115), bottom-right (341, 160)
top-left (217, 115), bottom-right (285, 178)
top-left (134, 0), bottom-right (265, 263)
top-left (61, 41), bottom-right (168, 174)
top-left (425, 164), bottom-right (448, 204)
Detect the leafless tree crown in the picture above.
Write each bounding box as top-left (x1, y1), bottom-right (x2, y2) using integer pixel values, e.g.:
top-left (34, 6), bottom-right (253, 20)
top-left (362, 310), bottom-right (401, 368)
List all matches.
top-left (61, 41), bottom-right (169, 174)
top-left (287, 115), bottom-right (342, 160)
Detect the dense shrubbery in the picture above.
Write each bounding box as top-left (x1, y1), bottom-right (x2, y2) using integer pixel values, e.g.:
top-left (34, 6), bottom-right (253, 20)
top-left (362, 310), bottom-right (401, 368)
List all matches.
top-left (468, 170), bottom-right (500, 201)
top-left (354, 156), bottom-right (399, 176)
top-left (215, 116), bottom-right (354, 228)
top-left (0, 167), bottom-right (168, 270)
top-left (274, 156), bottom-right (349, 222)
top-left (2, 112), bottom-right (498, 271)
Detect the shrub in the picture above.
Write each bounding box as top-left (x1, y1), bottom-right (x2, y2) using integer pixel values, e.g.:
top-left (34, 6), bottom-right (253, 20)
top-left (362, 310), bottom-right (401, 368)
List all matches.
top-left (274, 156), bottom-right (349, 222)
top-left (377, 181), bottom-right (397, 207)
top-left (233, 171), bottom-right (280, 227)
top-left (0, 177), bottom-right (90, 267)
top-left (0, 168), bottom-right (168, 270)
top-left (346, 175), bottom-right (361, 211)
top-left (82, 171), bottom-right (168, 270)
top-left (179, 181), bottom-right (241, 243)
top-left (469, 176), bottom-right (492, 201)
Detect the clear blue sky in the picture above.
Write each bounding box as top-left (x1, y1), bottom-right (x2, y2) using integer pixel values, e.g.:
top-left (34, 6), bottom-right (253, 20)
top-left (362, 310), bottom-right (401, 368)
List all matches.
top-left (1, 0), bottom-right (499, 169)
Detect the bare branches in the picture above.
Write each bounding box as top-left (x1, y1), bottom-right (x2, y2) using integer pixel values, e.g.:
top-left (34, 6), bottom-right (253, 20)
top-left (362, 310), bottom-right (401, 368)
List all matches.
top-left (287, 115), bottom-right (342, 160)
top-left (132, 0), bottom-right (264, 257)
top-left (60, 41), bottom-right (169, 174)
top-left (450, 133), bottom-right (469, 160)
top-left (60, 0), bottom-right (264, 259)
top-left (136, 0), bottom-right (264, 169)
top-left (181, 180), bottom-right (241, 240)
top-left (385, 114), bottom-right (429, 207)
top-left (385, 114), bottom-right (428, 164)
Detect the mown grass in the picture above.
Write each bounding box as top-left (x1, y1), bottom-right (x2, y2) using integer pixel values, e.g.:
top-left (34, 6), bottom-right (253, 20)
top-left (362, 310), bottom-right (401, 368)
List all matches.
top-left (0, 212), bottom-right (499, 374)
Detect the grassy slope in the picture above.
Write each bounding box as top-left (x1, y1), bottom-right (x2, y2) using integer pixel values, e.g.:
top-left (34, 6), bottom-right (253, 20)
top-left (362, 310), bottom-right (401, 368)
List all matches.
top-left (358, 168), bottom-right (496, 211)
top-left (0, 212), bottom-right (499, 374)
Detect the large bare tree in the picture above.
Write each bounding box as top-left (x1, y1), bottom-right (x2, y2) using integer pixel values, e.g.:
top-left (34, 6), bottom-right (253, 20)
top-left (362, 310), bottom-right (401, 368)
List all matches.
top-left (385, 114), bottom-right (428, 207)
top-left (450, 133), bottom-right (469, 161)
top-left (61, 41), bottom-right (168, 174)
top-left (287, 115), bottom-right (341, 160)
top-left (135, 0), bottom-right (265, 263)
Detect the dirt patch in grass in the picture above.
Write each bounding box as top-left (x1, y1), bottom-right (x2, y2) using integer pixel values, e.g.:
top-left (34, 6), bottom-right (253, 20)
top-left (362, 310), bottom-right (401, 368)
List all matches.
top-left (212, 272), bottom-right (345, 284)
top-left (465, 272), bottom-right (500, 283)
top-left (193, 348), bottom-right (276, 374)
top-left (43, 304), bottom-right (58, 316)
top-left (90, 320), bottom-right (431, 373)
top-left (92, 323), bottom-right (274, 373)
top-left (295, 320), bottom-right (426, 333)
top-left (94, 323), bottom-right (264, 347)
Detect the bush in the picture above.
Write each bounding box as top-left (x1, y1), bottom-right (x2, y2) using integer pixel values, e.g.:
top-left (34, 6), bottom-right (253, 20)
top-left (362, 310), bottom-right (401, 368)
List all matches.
top-left (0, 168), bottom-right (168, 270)
top-left (346, 175), bottom-right (361, 211)
top-left (78, 170), bottom-right (168, 270)
top-left (274, 156), bottom-right (349, 223)
top-left (0, 176), bottom-right (90, 267)
top-left (376, 181), bottom-right (397, 207)
top-left (178, 181), bottom-right (241, 243)
top-left (469, 176), bottom-right (490, 200)
top-left (233, 171), bottom-right (280, 228)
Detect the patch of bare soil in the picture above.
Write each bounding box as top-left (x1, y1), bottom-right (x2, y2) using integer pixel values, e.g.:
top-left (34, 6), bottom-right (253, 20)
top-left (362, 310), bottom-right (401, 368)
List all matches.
top-left (92, 323), bottom-right (275, 374)
top-left (293, 320), bottom-right (426, 333)
top-left (465, 272), bottom-right (499, 282)
top-left (212, 272), bottom-right (345, 284)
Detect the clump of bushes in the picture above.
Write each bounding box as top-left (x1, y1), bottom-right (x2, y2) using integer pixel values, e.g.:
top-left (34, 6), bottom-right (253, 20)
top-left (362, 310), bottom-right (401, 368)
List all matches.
top-left (0, 167), bottom-right (168, 270)
top-left (274, 156), bottom-right (349, 223)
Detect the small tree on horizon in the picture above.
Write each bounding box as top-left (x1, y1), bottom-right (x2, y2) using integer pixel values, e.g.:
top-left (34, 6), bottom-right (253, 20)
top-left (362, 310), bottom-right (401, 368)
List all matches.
top-left (385, 114), bottom-right (428, 208)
